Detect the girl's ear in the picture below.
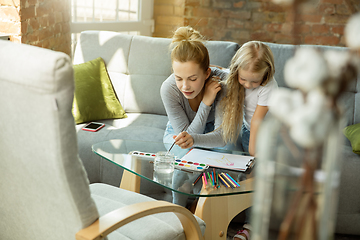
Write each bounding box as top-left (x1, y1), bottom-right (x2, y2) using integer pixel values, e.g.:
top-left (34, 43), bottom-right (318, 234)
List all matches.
top-left (205, 67), bottom-right (211, 79)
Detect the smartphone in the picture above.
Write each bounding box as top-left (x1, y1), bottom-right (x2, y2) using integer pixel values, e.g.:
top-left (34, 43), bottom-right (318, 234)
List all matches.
top-left (82, 122), bottom-right (105, 132)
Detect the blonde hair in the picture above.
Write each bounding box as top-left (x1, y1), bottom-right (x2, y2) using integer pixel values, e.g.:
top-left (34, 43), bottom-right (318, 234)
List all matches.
top-left (220, 41), bottom-right (275, 143)
top-left (170, 26), bottom-right (209, 73)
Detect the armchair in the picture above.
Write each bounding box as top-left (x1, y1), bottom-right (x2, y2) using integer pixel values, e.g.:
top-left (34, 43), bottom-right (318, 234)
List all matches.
top-left (0, 40), bottom-right (205, 240)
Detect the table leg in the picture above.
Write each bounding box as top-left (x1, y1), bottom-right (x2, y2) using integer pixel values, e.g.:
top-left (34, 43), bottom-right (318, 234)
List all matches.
top-left (194, 178), bottom-right (254, 240)
top-left (119, 156), bottom-right (142, 192)
top-left (119, 171), bottom-right (141, 193)
top-left (120, 170), bottom-right (141, 193)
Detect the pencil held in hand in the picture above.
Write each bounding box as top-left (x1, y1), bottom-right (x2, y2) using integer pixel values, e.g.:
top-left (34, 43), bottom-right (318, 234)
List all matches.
top-left (167, 125), bottom-right (187, 154)
top-left (173, 125), bottom-right (194, 149)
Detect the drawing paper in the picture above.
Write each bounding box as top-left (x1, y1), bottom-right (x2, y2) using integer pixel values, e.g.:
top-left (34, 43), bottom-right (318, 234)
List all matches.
top-left (181, 148), bottom-right (255, 171)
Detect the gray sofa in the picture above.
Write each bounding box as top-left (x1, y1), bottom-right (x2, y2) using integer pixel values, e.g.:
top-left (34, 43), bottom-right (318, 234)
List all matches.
top-left (73, 31), bottom-right (360, 235)
top-left (72, 31), bottom-right (239, 200)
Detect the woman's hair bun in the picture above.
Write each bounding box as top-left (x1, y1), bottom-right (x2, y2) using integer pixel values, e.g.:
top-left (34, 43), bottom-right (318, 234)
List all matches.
top-left (170, 26), bottom-right (209, 73)
top-left (172, 26), bottom-right (204, 43)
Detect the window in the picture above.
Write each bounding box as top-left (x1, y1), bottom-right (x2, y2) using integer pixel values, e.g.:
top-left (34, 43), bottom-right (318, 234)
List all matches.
top-left (71, 0), bottom-right (154, 55)
top-left (72, 0), bottom-right (140, 23)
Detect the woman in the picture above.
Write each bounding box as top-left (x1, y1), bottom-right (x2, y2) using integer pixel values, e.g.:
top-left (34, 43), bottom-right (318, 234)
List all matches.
top-left (160, 26), bottom-right (228, 207)
top-left (160, 26), bottom-right (228, 159)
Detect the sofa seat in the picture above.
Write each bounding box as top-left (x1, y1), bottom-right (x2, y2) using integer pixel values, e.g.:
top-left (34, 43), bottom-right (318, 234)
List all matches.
top-left (75, 113), bottom-right (168, 145)
top-left (90, 183), bottom-right (206, 240)
top-left (76, 113), bottom-right (168, 131)
top-left (76, 113), bottom-right (170, 199)
top-left (76, 113), bottom-right (168, 186)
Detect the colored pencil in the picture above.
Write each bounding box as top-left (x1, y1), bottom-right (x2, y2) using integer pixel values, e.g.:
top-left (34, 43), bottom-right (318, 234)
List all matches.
top-left (212, 168), bottom-right (217, 187)
top-left (207, 172), bottom-right (212, 187)
top-left (218, 177), bottom-right (226, 187)
top-left (203, 173), bottom-right (207, 186)
top-left (218, 174), bottom-right (231, 188)
top-left (221, 173), bottom-right (237, 188)
top-left (211, 172), bottom-right (215, 188)
top-left (216, 172), bottom-right (219, 188)
top-left (225, 173), bottom-right (241, 187)
top-left (192, 173), bottom-right (203, 186)
top-left (202, 175), bottom-right (205, 189)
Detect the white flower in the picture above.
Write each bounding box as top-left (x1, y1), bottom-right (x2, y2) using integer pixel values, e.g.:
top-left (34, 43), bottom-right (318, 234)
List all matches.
top-left (269, 88), bottom-right (303, 125)
top-left (269, 87), bottom-right (335, 148)
top-left (323, 50), bottom-right (354, 96)
top-left (289, 109), bottom-right (333, 149)
top-left (345, 13), bottom-right (360, 50)
top-left (323, 50), bottom-right (351, 79)
top-left (284, 48), bottom-right (329, 92)
top-left (288, 89), bottom-right (333, 148)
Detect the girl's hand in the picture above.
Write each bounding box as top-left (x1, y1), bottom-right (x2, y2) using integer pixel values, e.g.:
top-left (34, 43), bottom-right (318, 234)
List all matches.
top-left (173, 131), bottom-right (194, 149)
top-left (202, 76), bottom-right (221, 106)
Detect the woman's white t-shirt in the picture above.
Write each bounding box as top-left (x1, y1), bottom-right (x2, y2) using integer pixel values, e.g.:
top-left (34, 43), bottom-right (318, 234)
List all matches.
top-left (243, 78), bottom-right (278, 130)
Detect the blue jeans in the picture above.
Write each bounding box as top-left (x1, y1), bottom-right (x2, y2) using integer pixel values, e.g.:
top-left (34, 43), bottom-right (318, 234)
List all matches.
top-left (240, 124), bottom-right (250, 153)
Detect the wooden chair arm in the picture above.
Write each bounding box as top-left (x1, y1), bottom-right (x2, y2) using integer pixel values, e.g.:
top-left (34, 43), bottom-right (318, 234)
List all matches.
top-left (76, 200), bottom-right (203, 240)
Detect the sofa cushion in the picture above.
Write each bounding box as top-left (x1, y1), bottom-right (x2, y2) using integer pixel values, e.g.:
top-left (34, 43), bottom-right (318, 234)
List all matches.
top-left (90, 183), bottom-right (206, 240)
top-left (343, 123), bottom-right (360, 154)
top-left (72, 57), bottom-right (127, 124)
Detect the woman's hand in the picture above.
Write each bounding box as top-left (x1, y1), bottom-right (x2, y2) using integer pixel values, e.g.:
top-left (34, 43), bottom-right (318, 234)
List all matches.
top-left (173, 131), bottom-right (194, 149)
top-left (210, 64), bottom-right (225, 70)
top-left (202, 76), bottom-right (222, 106)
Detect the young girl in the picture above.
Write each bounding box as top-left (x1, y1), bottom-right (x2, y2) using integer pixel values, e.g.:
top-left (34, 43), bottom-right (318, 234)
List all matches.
top-left (222, 42), bottom-right (277, 240)
top-left (160, 26), bottom-right (228, 159)
top-left (221, 41), bottom-right (277, 157)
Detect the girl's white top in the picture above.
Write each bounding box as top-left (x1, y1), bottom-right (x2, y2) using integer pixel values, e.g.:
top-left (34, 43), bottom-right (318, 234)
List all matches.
top-left (243, 78), bottom-right (278, 130)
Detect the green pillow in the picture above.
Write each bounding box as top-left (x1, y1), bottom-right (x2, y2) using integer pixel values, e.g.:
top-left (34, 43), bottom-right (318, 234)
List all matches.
top-left (72, 57), bottom-right (127, 124)
top-left (343, 123), bottom-right (360, 155)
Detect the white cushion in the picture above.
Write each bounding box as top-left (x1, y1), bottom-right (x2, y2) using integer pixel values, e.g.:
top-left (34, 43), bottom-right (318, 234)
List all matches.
top-left (90, 183), bottom-right (206, 240)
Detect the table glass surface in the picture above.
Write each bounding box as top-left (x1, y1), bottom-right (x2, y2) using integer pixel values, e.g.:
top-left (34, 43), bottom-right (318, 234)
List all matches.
top-left (92, 139), bottom-right (254, 197)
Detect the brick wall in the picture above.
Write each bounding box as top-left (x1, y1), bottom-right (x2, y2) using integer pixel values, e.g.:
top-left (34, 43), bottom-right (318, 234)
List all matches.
top-left (0, 0), bottom-right (71, 55)
top-left (153, 0), bottom-right (360, 47)
top-left (0, 0), bottom-right (21, 42)
top-left (153, 0), bottom-right (186, 38)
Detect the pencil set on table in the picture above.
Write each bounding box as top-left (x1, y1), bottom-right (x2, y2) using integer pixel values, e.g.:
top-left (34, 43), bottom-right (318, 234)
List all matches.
top-left (218, 172), bottom-right (241, 188)
top-left (192, 169), bottom-right (241, 189)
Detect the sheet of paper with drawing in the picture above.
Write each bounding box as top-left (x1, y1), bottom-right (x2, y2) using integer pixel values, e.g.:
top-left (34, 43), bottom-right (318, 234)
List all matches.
top-left (181, 148), bottom-right (255, 171)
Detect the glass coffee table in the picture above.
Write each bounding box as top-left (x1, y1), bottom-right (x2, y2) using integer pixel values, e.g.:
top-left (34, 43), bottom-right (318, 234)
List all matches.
top-left (93, 139), bottom-right (254, 240)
